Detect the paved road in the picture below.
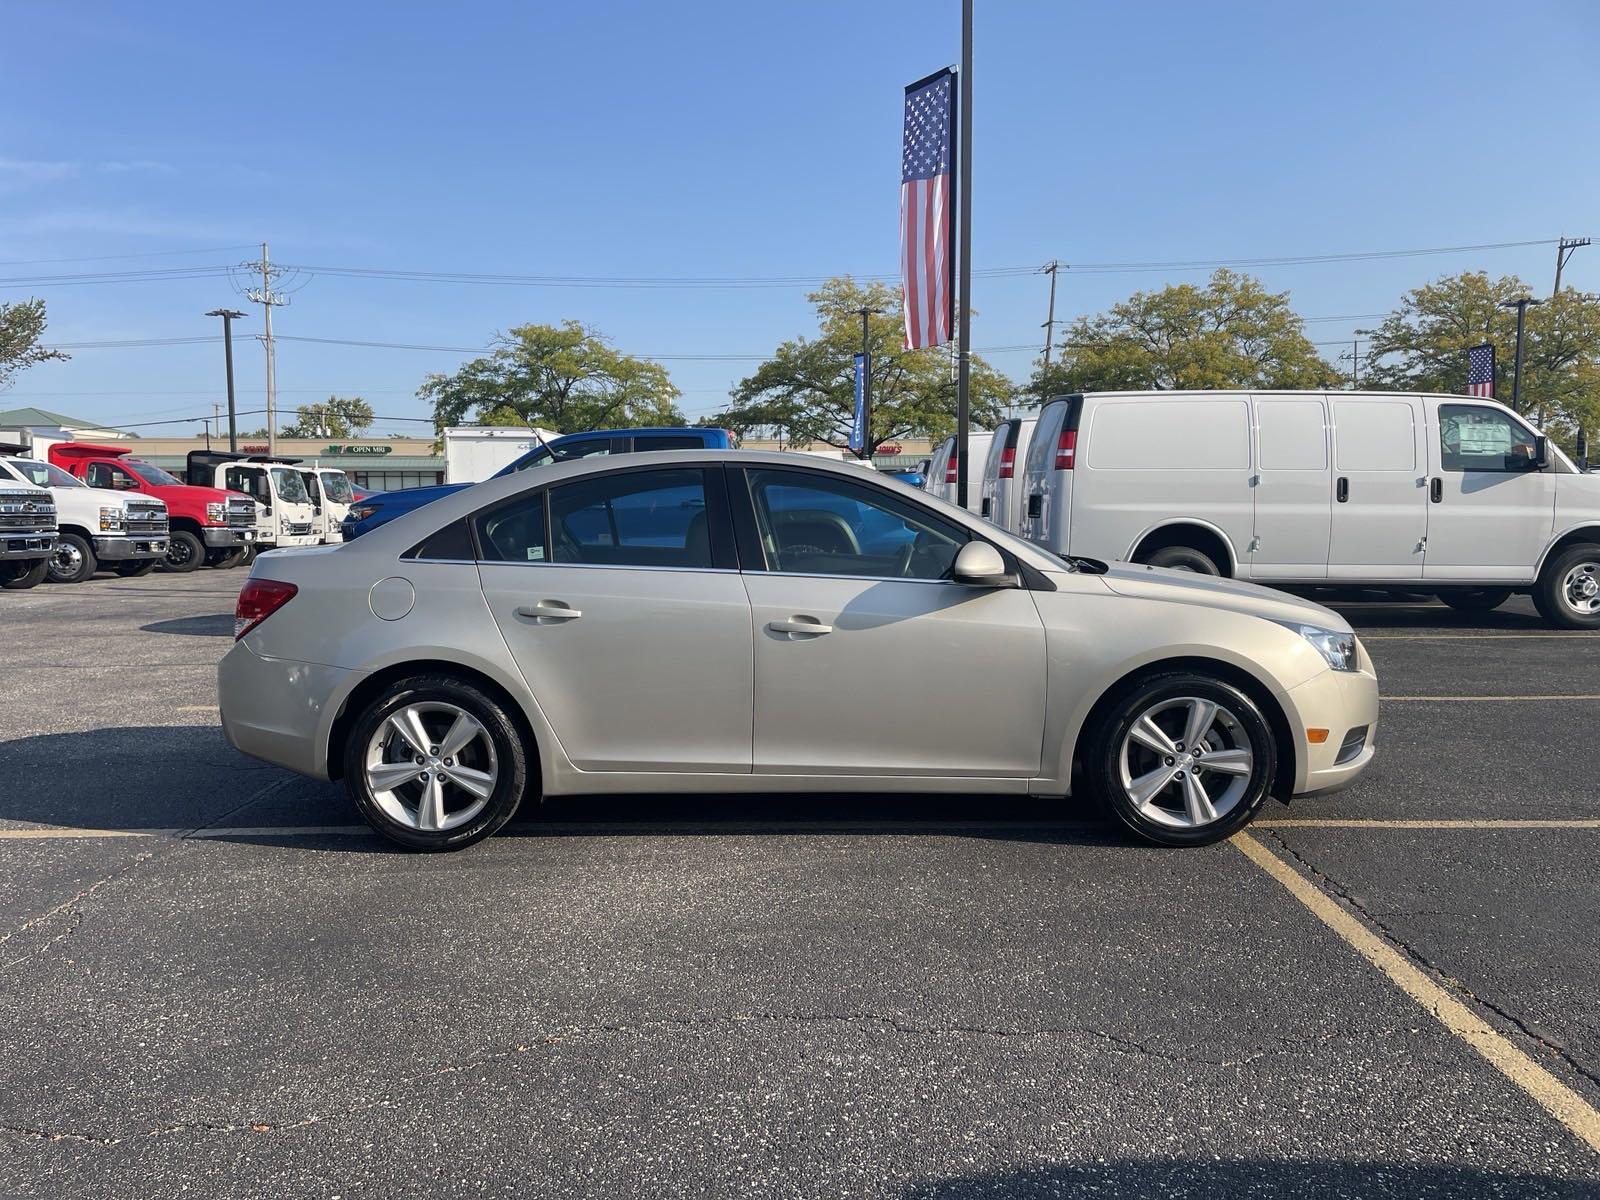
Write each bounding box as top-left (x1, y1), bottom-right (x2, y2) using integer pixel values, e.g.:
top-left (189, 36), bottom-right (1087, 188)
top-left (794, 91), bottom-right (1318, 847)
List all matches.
top-left (1, 574), bottom-right (1597, 1198)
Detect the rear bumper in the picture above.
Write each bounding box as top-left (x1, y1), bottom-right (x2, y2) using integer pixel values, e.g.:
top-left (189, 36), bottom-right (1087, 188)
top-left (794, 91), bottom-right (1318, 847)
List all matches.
top-left (203, 526), bottom-right (256, 548)
top-left (1285, 646), bottom-right (1380, 796)
top-left (0, 534), bottom-right (55, 560)
top-left (218, 640), bottom-right (356, 781)
top-left (92, 534), bottom-right (168, 561)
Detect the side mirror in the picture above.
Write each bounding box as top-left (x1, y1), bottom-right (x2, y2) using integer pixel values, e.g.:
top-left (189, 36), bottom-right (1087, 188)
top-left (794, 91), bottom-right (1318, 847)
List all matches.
top-left (1533, 435), bottom-right (1550, 470)
top-left (950, 540), bottom-right (1016, 587)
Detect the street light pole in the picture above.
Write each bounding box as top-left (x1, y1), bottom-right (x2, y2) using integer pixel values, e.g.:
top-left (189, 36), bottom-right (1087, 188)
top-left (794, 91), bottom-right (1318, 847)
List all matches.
top-left (955, 0), bottom-right (973, 508)
top-left (1500, 297), bottom-right (1542, 416)
top-left (205, 308), bottom-right (247, 452)
top-left (854, 306), bottom-right (882, 461)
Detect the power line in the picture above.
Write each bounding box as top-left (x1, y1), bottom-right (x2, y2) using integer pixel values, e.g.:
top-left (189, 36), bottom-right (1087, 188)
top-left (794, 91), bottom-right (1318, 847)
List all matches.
top-left (0, 244), bottom-right (256, 267)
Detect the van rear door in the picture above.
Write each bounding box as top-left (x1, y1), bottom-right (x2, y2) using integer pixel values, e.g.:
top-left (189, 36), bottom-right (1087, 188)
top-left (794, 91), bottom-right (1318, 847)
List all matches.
top-left (1020, 397), bottom-right (1080, 554)
top-left (978, 419), bottom-right (1016, 524)
top-left (1250, 395), bottom-right (1331, 580)
top-left (1329, 395), bottom-right (1428, 579)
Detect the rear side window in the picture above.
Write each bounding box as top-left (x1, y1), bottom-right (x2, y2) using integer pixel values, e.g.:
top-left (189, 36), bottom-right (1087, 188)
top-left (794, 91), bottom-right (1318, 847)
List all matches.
top-left (475, 492), bottom-right (548, 562)
top-left (635, 435), bottom-right (702, 451)
top-left (1085, 399), bottom-right (1250, 470)
top-left (410, 519), bottom-right (476, 562)
top-left (1334, 401), bottom-right (1416, 472)
top-left (549, 467), bottom-right (716, 569)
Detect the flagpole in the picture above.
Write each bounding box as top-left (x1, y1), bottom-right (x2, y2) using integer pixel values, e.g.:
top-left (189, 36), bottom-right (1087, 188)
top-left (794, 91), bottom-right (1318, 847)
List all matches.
top-left (955, 0), bottom-right (974, 508)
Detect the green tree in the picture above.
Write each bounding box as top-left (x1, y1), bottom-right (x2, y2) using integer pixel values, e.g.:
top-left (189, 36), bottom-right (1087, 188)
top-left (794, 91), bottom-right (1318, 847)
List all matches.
top-left (0, 298), bottom-right (69, 390)
top-left (1361, 272), bottom-right (1600, 447)
top-left (1028, 269), bottom-right (1337, 400)
top-left (720, 277), bottom-right (1012, 457)
top-left (419, 321), bottom-right (684, 435)
top-left (280, 395), bottom-right (375, 439)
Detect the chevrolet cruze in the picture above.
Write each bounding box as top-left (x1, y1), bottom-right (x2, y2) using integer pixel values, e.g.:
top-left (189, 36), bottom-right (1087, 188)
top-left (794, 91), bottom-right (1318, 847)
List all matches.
top-left (219, 450), bottom-right (1377, 850)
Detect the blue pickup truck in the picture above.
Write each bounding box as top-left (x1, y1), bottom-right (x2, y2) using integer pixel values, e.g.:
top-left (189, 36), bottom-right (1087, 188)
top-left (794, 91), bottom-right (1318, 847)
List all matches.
top-left (340, 427), bottom-right (736, 540)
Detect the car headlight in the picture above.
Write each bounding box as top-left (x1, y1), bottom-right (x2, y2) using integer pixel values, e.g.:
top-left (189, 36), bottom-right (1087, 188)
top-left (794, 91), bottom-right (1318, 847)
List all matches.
top-left (206, 501), bottom-right (227, 523)
top-left (1277, 622), bottom-right (1359, 672)
top-left (99, 506), bottom-right (125, 532)
top-left (348, 503), bottom-right (380, 521)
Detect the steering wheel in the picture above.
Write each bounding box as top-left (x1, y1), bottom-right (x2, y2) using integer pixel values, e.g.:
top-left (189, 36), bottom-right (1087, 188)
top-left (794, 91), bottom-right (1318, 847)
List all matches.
top-left (892, 540), bottom-right (915, 578)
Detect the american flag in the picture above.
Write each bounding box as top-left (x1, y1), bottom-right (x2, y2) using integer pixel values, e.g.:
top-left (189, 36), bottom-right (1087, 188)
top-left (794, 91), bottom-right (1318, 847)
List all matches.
top-left (901, 69), bottom-right (955, 349)
top-left (1467, 343), bottom-right (1495, 397)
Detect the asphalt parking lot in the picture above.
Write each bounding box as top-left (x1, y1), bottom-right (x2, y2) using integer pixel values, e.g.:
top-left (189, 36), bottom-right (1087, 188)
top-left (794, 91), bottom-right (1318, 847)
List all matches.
top-left (1, 574), bottom-right (1597, 1198)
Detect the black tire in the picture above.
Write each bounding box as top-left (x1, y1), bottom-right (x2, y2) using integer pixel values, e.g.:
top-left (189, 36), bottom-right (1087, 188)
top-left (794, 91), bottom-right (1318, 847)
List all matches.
top-left (1533, 542), bottom-right (1600, 630)
top-left (207, 546), bottom-right (247, 570)
top-left (161, 529), bottom-right (204, 573)
top-left (115, 559), bottom-right (159, 578)
top-left (46, 532), bottom-right (97, 584)
top-left (343, 675), bottom-right (531, 851)
top-left (0, 559), bottom-right (49, 590)
top-left (1141, 544), bottom-right (1221, 576)
top-left (1438, 588), bottom-right (1512, 614)
top-left (1085, 672), bottom-right (1277, 847)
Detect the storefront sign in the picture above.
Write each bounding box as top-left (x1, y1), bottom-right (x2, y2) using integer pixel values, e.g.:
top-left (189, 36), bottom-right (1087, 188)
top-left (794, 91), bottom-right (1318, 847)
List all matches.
top-left (325, 444), bottom-right (393, 456)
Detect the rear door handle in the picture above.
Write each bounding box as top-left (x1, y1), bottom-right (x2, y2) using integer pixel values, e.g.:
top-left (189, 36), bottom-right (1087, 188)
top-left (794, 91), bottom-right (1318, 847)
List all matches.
top-left (1430, 477), bottom-right (1442, 503)
top-left (1336, 477), bottom-right (1349, 503)
top-left (768, 617), bottom-right (832, 636)
top-left (516, 601), bottom-right (582, 621)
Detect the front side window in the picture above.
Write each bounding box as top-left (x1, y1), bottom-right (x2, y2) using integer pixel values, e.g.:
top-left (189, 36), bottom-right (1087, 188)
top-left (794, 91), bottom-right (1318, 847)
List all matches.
top-left (1439, 404), bottom-right (1539, 473)
top-left (549, 467), bottom-right (714, 568)
top-left (745, 468), bottom-right (968, 580)
top-left (87, 463), bottom-right (139, 490)
top-left (321, 472), bottom-right (354, 503)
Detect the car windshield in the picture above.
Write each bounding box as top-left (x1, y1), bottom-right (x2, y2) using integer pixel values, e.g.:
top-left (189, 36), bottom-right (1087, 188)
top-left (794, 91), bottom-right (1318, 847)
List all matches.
top-left (7, 459), bottom-right (83, 488)
top-left (321, 472), bottom-right (354, 502)
top-left (271, 467), bottom-right (309, 502)
top-left (127, 460), bottom-right (181, 487)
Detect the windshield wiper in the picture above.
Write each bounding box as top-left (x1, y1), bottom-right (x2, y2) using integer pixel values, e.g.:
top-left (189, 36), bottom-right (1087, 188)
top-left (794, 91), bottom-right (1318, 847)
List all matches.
top-left (1061, 554), bottom-right (1109, 574)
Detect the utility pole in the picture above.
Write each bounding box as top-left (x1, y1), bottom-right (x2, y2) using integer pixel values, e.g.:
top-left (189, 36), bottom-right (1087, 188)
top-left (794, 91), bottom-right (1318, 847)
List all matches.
top-left (1039, 260), bottom-right (1063, 369)
top-left (205, 308), bottom-right (246, 452)
top-left (1554, 236), bottom-right (1590, 295)
top-left (1500, 296), bottom-right (1543, 416)
top-left (243, 243), bottom-right (289, 456)
top-left (954, 0), bottom-right (974, 508)
top-left (853, 306), bottom-right (882, 461)
top-left (1337, 338), bottom-right (1362, 388)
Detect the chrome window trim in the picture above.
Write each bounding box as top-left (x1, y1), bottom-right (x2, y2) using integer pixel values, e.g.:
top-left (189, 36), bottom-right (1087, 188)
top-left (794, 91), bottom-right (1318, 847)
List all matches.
top-left (440, 557), bottom-right (742, 576)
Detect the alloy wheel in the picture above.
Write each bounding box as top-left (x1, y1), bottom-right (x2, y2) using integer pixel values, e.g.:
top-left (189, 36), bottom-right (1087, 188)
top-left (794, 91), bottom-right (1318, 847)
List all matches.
top-left (1117, 696), bottom-right (1255, 829)
top-left (363, 702), bottom-right (499, 833)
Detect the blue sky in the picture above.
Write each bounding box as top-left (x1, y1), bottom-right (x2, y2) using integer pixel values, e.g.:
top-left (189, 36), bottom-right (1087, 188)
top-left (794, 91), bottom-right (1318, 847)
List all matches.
top-left (3, 0), bottom-right (1598, 436)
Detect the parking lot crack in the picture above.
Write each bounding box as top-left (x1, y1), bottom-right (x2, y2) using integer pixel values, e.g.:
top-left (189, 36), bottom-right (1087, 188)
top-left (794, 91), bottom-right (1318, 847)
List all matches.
top-left (0, 1122), bottom-right (121, 1147)
top-left (0, 852), bottom-right (157, 971)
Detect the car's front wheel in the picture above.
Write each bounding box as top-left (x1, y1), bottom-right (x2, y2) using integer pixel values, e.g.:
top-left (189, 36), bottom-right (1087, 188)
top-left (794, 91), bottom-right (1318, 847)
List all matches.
top-left (1087, 673), bottom-right (1277, 846)
top-left (343, 675), bottom-right (530, 851)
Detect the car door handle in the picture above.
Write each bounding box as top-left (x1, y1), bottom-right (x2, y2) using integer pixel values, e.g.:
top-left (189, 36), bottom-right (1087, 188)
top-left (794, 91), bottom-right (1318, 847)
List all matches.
top-left (768, 617), bottom-right (832, 636)
top-left (516, 601), bottom-right (582, 621)
top-left (1430, 477), bottom-right (1443, 503)
top-left (1336, 476), bottom-right (1348, 503)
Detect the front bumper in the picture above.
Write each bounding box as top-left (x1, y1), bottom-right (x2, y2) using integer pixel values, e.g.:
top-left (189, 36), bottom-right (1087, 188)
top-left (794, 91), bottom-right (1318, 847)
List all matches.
top-left (218, 640), bottom-right (356, 781)
top-left (92, 534), bottom-right (168, 562)
top-left (1285, 639), bottom-right (1380, 796)
top-left (0, 534), bottom-right (56, 560)
top-left (203, 526), bottom-right (256, 548)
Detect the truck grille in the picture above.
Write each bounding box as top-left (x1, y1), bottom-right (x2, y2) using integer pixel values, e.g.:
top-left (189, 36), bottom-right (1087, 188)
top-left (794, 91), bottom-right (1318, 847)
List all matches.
top-left (0, 498), bottom-right (55, 528)
top-left (126, 504), bottom-right (168, 535)
top-left (226, 499), bottom-right (256, 528)
top-left (287, 521), bottom-right (315, 537)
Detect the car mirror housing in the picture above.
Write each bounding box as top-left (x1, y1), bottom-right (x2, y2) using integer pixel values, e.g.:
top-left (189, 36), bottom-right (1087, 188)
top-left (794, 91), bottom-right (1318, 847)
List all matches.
top-left (950, 540), bottom-right (1016, 587)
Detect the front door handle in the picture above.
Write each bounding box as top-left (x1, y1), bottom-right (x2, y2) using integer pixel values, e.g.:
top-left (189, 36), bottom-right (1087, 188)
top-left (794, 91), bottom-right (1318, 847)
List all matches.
top-left (768, 616), bottom-right (832, 636)
top-left (516, 600), bottom-right (582, 621)
top-left (1430, 477), bottom-right (1443, 503)
top-left (1336, 476), bottom-right (1349, 503)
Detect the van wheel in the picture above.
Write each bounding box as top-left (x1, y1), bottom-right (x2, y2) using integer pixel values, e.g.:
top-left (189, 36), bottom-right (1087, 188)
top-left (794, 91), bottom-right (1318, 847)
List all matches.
top-left (1439, 588), bottom-right (1511, 614)
top-left (47, 533), bottom-right (98, 583)
top-left (1141, 545), bottom-right (1220, 575)
top-left (0, 560), bottom-right (49, 590)
top-left (1087, 673), bottom-right (1276, 847)
top-left (161, 530), bottom-right (204, 573)
top-left (343, 675), bottom-right (531, 851)
top-left (1534, 543), bottom-right (1600, 629)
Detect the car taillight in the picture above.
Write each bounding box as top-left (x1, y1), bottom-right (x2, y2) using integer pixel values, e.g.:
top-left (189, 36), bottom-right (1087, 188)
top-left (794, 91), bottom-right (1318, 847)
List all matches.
top-left (1055, 429), bottom-right (1078, 470)
top-left (235, 578), bottom-right (298, 640)
top-left (998, 447), bottom-right (1016, 479)
top-left (945, 454), bottom-right (959, 484)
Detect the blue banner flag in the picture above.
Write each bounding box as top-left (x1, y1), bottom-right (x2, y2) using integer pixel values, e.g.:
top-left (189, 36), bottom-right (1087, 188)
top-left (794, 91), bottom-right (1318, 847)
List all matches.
top-left (850, 353), bottom-right (868, 453)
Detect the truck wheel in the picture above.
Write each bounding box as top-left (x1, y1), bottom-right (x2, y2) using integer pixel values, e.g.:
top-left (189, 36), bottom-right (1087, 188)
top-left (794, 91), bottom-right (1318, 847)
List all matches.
top-left (0, 560), bottom-right (49, 590)
top-left (207, 547), bottom-right (246, 569)
top-left (1141, 545), bottom-right (1221, 576)
top-left (1439, 588), bottom-right (1512, 614)
top-left (46, 533), bottom-right (98, 584)
top-left (1534, 543), bottom-right (1600, 630)
top-left (115, 560), bottom-right (159, 578)
top-left (161, 530), bottom-right (204, 573)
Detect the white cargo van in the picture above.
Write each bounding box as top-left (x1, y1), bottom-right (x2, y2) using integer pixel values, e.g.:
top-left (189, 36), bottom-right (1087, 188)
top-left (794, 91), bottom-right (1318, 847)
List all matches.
top-left (1017, 390), bottom-right (1600, 628)
top-left (924, 431), bottom-right (993, 513)
top-left (978, 415), bottom-right (1037, 532)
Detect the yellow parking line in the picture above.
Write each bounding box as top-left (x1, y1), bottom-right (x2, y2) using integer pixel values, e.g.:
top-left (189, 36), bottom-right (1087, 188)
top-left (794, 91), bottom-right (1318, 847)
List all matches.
top-left (1257, 818), bottom-right (1600, 830)
top-left (1235, 832), bottom-right (1600, 1155)
top-left (1382, 694), bottom-right (1600, 701)
top-left (176, 705), bottom-right (219, 713)
top-left (0, 827), bottom-right (159, 840)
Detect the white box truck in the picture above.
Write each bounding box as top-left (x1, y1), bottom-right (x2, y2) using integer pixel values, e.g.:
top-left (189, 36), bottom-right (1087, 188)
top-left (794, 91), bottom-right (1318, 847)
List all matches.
top-left (1016, 390), bottom-right (1600, 628)
top-left (443, 426), bottom-right (556, 485)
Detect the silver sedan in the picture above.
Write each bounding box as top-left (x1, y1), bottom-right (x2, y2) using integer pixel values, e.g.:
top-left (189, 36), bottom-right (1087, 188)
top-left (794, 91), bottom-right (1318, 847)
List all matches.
top-left (219, 450), bottom-right (1378, 850)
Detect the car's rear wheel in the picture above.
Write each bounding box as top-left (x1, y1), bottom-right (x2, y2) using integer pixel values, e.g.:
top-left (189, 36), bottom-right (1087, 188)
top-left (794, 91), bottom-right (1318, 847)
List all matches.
top-left (343, 675), bottom-right (530, 851)
top-left (1087, 673), bottom-right (1276, 846)
top-left (1438, 588), bottom-right (1512, 614)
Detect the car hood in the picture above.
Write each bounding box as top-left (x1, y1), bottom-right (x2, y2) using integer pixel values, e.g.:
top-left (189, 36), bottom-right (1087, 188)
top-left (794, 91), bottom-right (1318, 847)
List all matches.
top-left (1093, 562), bottom-right (1352, 632)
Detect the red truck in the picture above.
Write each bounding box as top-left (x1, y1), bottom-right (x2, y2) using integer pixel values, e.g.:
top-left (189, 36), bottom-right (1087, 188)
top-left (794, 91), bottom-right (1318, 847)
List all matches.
top-left (47, 443), bottom-right (258, 572)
